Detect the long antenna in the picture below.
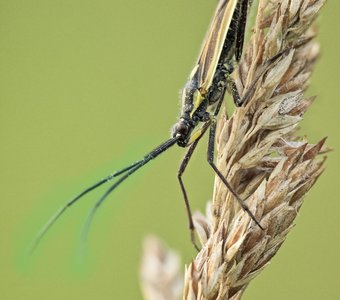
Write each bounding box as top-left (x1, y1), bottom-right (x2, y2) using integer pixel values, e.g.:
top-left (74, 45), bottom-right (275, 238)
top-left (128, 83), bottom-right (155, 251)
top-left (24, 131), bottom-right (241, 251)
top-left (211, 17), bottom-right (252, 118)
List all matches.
top-left (80, 136), bottom-right (179, 244)
top-left (30, 136), bottom-right (179, 254)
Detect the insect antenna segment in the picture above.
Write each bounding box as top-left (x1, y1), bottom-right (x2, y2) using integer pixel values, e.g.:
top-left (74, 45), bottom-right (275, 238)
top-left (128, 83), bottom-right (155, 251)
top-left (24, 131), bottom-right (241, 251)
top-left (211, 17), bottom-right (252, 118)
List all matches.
top-left (30, 137), bottom-right (179, 254)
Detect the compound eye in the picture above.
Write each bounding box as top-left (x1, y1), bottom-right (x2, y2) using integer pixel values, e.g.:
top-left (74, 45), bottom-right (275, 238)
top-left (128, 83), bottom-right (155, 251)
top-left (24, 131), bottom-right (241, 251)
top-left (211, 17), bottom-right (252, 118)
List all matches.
top-left (177, 123), bottom-right (188, 135)
top-left (172, 121), bottom-right (189, 138)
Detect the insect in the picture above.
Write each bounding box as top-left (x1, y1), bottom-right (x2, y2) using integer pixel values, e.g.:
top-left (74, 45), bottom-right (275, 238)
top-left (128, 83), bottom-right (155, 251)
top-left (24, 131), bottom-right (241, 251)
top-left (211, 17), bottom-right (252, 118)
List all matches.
top-left (31, 0), bottom-right (262, 253)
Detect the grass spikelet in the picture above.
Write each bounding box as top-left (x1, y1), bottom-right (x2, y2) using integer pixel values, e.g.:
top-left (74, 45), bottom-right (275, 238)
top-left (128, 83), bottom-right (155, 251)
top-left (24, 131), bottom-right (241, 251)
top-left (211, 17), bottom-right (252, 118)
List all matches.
top-left (141, 1), bottom-right (327, 299)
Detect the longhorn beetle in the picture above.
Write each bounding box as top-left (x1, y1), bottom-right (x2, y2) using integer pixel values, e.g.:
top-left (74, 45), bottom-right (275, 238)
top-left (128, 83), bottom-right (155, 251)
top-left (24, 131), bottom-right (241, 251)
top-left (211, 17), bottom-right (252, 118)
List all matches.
top-left (32, 0), bottom-right (263, 252)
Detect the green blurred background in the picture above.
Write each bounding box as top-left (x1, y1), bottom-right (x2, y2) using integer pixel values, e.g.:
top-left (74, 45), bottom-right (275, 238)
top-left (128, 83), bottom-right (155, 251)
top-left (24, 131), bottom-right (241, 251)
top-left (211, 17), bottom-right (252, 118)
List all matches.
top-left (0, 0), bottom-right (339, 299)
